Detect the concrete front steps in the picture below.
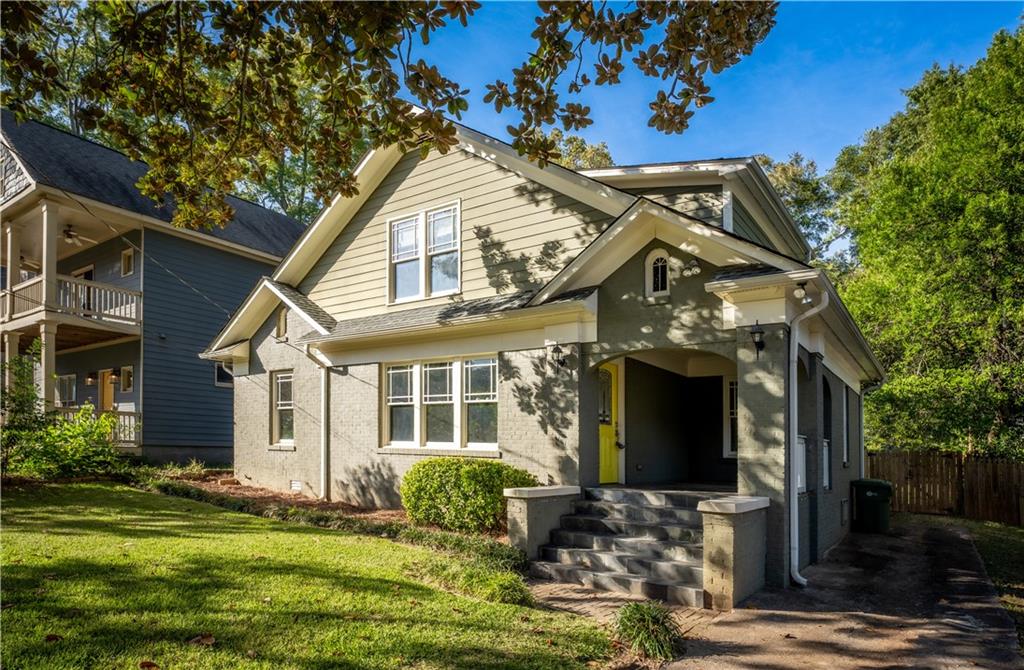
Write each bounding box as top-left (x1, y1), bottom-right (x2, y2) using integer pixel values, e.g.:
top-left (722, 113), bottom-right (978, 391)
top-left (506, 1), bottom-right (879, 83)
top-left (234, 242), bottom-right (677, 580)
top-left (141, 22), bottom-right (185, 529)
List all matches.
top-left (529, 486), bottom-right (720, 607)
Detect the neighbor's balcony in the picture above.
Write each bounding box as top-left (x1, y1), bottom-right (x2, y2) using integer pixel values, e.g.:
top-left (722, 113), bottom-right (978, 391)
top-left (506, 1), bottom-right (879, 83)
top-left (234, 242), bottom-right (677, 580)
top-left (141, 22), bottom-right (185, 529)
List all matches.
top-left (2, 274), bottom-right (142, 329)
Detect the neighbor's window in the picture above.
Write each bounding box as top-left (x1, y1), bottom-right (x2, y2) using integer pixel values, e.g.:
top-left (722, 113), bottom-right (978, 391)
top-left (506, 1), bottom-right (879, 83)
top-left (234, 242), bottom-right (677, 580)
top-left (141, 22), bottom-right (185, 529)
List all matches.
top-left (389, 202), bottom-right (461, 302)
top-left (56, 374), bottom-right (76, 407)
top-left (644, 248), bottom-right (671, 299)
top-left (275, 307), bottom-right (288, 339)
top-left (383, 357), bottom-right (497, 449)
top-left (215, 361), bottom-right (233, 388)
top-left (121, 248), bottom-right (135, 277)
top-left (723, 378), bottom-right (738, 458)
top-left (120, 366), bottom-right (134, 393)
top-left (272, 371), bottom-right (294, 445)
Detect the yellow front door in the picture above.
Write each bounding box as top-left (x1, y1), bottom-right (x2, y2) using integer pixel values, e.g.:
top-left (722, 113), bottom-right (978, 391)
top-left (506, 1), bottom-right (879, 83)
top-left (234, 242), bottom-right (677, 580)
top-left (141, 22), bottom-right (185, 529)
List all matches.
top-left (598, 363), bottom-right (619, 484)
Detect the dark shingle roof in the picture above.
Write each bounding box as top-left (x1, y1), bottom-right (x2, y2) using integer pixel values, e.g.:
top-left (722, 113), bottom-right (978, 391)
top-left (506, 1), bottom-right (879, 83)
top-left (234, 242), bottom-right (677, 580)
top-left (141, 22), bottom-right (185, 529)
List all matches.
top-left (265, 279), bottom-right (336, 332)
top-left (711, 264), bottom-right (783, 282)
top-left (298, 286), bottom-right (598, 343)
top-left (1, 110), bottom-right (304, 257)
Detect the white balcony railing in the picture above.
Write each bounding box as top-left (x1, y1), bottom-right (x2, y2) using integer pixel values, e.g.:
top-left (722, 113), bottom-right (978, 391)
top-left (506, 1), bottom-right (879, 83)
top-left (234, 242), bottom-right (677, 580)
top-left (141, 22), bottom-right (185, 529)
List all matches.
top-left (2, 274), bottom-right (141, 326)
top-left (56, 407), bottom-right (141, 447)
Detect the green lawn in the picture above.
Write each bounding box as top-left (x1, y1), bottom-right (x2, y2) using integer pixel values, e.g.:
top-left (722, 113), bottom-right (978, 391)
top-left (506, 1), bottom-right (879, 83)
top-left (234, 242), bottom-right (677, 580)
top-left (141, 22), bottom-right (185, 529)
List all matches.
top-left (0, 483), bottom-right (609, 670)
top-left (909, 514), bottom-right (1024, 648)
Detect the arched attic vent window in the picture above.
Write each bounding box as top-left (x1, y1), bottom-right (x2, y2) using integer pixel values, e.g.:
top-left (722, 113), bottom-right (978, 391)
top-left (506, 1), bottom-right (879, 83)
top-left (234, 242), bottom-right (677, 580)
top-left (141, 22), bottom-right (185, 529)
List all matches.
top-left (644, 248), bottom-right (671, 300)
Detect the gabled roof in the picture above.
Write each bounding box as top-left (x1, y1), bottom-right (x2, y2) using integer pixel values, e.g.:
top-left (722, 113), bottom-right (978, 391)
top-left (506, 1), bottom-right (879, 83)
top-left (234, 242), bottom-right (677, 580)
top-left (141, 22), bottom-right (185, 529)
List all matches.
top-left (1, 109), bottom-right (305, 257)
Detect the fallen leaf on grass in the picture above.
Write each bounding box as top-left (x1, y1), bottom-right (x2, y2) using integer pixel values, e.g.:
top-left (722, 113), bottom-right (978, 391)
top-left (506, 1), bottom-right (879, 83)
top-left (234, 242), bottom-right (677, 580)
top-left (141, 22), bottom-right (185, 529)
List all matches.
top-left (246, 650), bottom-right (258, 659)
top-left (139, 662), bottom-right (160, 669)
top-left (784, 633), bottom-right (797, 639)
top-left (262, 597), bottom-right (272, 604)
top-left (188, 634), bottom-right (216, 647)
top-left (531, 627), bottom-right (545, 634)
top-left (45, 634), bottom-right (63, 642)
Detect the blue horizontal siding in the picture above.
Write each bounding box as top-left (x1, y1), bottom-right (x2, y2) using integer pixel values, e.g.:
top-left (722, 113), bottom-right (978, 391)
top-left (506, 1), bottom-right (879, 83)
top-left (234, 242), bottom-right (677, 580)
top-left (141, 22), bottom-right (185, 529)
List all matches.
top-left (55, 340), bottom-right (140, 410)
top-left (141, 230), bottom-right (273, 447)
top-left (57, 230), bottom-right (142, 291)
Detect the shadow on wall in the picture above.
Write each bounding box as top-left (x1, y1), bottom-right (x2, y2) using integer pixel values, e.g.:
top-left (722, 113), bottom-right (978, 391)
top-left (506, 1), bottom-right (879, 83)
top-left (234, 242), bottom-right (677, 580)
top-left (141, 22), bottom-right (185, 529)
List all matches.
top-left (336, 454), bottom-right (403, 509)
top-left (473, 225), bottom-right (564, 294)
top-left (500, 352), bottom-right (580, 485)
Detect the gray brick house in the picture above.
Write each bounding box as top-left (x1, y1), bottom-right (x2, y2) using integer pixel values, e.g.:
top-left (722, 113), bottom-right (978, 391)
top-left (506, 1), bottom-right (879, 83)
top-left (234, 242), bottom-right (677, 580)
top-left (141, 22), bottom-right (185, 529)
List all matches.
top-left (203, 122), bottom-right (884, 603)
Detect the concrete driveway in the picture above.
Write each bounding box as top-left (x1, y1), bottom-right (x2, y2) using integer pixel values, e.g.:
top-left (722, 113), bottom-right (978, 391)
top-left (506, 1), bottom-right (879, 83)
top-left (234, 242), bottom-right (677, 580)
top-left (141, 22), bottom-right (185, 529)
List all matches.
top-left (670, 520), bottom-right (1023, 670)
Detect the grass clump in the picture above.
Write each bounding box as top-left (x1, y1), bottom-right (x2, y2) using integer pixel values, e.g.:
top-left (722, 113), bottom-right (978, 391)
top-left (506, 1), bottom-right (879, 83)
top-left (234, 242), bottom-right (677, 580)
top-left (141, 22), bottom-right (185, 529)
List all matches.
top-left (411, 556), bottom-right (534, 606)
top-left (614, 601), bottom-right (683, 661)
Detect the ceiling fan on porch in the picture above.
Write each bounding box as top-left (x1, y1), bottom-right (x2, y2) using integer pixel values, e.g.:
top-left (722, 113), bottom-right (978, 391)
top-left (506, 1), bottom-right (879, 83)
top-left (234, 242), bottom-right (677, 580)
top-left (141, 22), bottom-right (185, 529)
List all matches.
top-left (63, 225), bottom-right (97, 247)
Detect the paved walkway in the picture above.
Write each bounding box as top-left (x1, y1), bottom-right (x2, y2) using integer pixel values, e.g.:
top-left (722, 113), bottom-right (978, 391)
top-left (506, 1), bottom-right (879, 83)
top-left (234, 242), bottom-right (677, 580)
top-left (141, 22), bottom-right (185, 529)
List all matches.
top-left (531, 520), bottom-right (1023, 669)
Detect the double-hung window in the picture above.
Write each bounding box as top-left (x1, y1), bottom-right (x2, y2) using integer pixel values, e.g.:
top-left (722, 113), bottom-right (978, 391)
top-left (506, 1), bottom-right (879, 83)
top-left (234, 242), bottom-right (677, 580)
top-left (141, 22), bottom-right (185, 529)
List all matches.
top-left (272, 371), bottom-right (294, 446)
top-left (383, 357), bottom-right (497, 449)
top-left (389, 202), bottom-right (460, 302)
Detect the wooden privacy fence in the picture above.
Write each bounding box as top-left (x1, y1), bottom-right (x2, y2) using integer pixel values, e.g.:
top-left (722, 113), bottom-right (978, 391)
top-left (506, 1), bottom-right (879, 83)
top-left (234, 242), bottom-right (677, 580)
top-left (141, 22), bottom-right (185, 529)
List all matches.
top-left (868, 451), bottom-right (1024, 526)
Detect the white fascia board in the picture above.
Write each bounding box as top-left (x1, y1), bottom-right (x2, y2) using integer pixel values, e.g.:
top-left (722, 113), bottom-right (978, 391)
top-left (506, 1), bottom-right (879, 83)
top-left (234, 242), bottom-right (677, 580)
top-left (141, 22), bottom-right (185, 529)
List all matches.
top-left (579, 160), bottom-right (748, 182)
top-left (454, 125), bottom-right (635, 217)
top-left (262, 280), bottom-right (331, 335)
top-left (272, 145), bottom-right (404, 285)
top-left (199, 340), bottom-right (249, 362)
top-left (206, 280), bottom-right (277, 353)
top-left (704, 268), bottom-right (821, 299)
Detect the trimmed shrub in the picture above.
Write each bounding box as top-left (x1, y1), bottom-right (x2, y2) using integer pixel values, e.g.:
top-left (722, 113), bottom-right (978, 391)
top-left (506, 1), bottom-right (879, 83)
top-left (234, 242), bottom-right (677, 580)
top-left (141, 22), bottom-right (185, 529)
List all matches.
top-left (10, 404), bottom-right (128, 479)
top-left (615, 601), bottom-right (683, 660)
top-left (400, 457), bottom-right (538, 533)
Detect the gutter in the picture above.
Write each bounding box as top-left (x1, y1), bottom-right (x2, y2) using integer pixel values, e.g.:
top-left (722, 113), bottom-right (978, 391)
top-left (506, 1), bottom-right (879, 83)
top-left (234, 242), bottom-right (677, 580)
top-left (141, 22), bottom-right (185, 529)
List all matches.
top-left (303, 344), bottom-right (333, 501)
top-left (789, 290), bottom-right (829, 588)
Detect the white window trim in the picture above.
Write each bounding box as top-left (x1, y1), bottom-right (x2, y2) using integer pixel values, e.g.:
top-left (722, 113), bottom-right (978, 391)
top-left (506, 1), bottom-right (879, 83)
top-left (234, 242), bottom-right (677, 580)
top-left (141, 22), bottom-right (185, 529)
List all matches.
top-left (386, 200), bottom-right (462, 305)
top-left (722, 376), bottom-right (738, 458)
top-left (271, 370), bottom-right (295, 447)
top-left (120, 248), bottom-right (135, 277)
top-left (56, 373), bottom-right (77, 407)
top-left (214, 361), bottom-right (233, 388)
top-left (644, 248), bottom-right (672, 300)
top-left (119, 365), bottom-right (134, 393)
top-left (383, 355), bottom-right (497, 450)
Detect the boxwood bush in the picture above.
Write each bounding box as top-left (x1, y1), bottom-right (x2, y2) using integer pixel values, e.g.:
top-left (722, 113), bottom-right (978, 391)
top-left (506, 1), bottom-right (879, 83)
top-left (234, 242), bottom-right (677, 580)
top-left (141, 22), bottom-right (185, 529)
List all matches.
top-left (400, 457), bottom-right (538, 533)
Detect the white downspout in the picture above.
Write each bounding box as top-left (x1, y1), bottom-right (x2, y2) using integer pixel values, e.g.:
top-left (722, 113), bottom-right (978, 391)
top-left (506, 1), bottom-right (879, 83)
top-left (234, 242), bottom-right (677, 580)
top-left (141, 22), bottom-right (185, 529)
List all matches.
top-left (789, 289), bottom-right (829, 587)
top-left (303, 344), bottom-right (331, 501)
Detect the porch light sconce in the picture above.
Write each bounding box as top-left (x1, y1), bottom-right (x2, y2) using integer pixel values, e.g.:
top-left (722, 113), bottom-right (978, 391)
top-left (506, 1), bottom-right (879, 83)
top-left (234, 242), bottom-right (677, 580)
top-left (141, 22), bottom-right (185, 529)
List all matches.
top-left (793, 282), bottom-right (813, 306)
top-left (750, 321), bottom-right (766, 359)
top-left (109, 370), bottom-right (120, 384)
top-left (550, 344), bottom-right (568, 368)
top-left (85, 372), bottom-right (97, 386)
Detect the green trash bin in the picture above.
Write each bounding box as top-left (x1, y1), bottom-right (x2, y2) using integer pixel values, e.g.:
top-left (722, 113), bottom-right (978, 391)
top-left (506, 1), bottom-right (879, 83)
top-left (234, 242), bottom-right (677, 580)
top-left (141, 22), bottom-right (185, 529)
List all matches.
top-left (851, 479), bottom-right (893, 533)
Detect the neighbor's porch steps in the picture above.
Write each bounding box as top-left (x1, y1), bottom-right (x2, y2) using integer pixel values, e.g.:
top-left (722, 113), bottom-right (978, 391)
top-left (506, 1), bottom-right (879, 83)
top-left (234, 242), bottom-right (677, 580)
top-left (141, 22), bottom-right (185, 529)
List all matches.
top-left (529, 487), bottom-right (719, 607)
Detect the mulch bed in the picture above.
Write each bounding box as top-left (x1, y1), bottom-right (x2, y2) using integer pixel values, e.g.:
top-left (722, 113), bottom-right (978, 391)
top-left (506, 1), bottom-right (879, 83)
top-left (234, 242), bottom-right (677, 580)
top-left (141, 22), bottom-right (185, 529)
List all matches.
top-left (180, 475), bottom-right (408, 524)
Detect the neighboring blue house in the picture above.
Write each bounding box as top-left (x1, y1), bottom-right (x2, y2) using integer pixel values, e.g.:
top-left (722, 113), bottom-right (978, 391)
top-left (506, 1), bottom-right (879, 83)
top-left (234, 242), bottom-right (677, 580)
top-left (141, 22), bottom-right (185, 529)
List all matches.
top-left (1, 111), bottom-right (304, 463)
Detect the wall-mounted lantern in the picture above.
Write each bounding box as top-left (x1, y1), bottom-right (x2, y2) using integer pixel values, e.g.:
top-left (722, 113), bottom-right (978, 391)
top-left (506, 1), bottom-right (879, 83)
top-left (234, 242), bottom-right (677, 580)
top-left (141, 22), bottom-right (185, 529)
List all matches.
top-left (85, 371), bottom-right (97, 386)
top-left (550, 344), bottom-right (568, 368)
top-left (109, 369), bottom-right (120, 384)
top-left (750, 321), bottom-right (766, 359)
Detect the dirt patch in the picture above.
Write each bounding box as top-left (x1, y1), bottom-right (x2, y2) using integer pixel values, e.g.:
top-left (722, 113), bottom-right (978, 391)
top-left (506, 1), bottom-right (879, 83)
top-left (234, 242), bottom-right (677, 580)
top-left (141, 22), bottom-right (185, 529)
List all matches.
top-left (178, 476), bottom-right (408, 524)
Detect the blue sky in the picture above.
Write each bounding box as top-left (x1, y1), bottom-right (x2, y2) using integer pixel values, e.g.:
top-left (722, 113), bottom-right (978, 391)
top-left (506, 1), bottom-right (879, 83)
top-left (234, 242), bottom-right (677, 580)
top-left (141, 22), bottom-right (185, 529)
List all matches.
top-left (418, 2), bottom-right (1021, 170)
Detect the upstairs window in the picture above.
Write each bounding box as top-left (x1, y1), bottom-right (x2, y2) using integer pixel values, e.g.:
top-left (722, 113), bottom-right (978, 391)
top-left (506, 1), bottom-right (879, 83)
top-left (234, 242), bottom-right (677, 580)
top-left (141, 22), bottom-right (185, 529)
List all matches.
top-left (644, 248), bottom-right (671, 300)
top-left (120, 248), bottom-right (135, 277)
top-left (389, 202), bottom-right (461, 302)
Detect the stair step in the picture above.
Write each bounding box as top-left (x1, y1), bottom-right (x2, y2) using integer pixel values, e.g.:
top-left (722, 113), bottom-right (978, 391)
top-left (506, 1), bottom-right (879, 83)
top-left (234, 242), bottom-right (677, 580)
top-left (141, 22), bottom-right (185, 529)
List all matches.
top-left (549, 530), bottom-right (703, 562)
top-left (585, 487), bottom-right (725, 508)
top-left (572, 499), bottom-right (703, 525)
top-left (560, 514), bottom-right (702, 542)
top-left (540, 546), bottom-right (702, 583)
top-left (530, 561), bottom-right (702, 607)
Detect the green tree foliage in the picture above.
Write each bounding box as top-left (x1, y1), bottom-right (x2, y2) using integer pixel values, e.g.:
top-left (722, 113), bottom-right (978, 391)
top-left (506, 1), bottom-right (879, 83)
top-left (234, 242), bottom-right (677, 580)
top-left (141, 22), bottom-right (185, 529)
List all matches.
top-left (0, 340), bottom-right (49, 475)
top-left (544, 128), bottom-right (614, 170)
top-left (2, 1), bottom-right (776, 230)
top-left (838, 28), bottom-right (1024, 457)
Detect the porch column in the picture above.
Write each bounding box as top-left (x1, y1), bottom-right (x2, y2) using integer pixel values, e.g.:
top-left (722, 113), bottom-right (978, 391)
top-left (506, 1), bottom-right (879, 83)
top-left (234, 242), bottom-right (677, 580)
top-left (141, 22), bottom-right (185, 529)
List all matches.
top-left (4, 221), bottom-right (21, 319)
top-left (39, 320), bottom-right (57, 409)
top-left (735, 323), bottom-right (791, 588)
top-left (40, 199), bottom-right (59, 307)
top-left (3, 330), bottom-right (20, 392)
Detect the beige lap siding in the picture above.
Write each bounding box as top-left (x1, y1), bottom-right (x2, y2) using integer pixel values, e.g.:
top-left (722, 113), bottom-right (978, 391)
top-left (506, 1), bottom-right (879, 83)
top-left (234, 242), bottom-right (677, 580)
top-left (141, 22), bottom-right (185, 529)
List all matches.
top-left (233, 309), bottom-right (323, 497)
top-left (299, 148), bottom-right (613, 320)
